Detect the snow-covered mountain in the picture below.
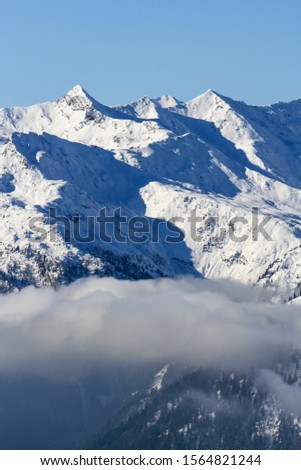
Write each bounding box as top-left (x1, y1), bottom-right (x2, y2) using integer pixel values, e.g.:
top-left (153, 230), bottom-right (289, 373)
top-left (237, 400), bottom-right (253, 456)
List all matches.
top-left (1, 86), bottom-right (301, 300)
top-left (94, 363), bottom-right (301, 450)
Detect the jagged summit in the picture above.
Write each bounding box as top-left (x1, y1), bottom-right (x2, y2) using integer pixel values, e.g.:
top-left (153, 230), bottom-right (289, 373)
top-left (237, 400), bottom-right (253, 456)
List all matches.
top-left (59, 85), bottom-right (127, 120)
top-left (60, 86), bottom-right (228, 117)
top-left (64, 84), bottom-right (90, 98)
top-left (59, 84), bottom-right (97, 110)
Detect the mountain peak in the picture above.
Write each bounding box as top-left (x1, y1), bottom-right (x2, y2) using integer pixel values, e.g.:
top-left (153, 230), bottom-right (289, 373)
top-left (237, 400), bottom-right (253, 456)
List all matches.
top-left (120, 95), bottom-right (160, 119)
top-left (156, 95), bottom-right (182, 108)
top-left (205, 88), bottom-right (219, 96)
top-left (183, 89), bottom-right (230, 120)
top-left (60, 86), bottom-right (130, 120)
top-left (59, 85), bottom-right (95, 110)
top-left (136, 95), bottom-right (156, 105)
top-left (65, 84), bottom-right (90, 99)
top-left (188, 89), bottom-right (223, 105)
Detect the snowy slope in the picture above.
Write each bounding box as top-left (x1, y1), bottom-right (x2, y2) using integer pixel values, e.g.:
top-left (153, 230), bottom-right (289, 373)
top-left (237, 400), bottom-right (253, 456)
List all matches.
top-left (0, 86), bottom-right (301, 300)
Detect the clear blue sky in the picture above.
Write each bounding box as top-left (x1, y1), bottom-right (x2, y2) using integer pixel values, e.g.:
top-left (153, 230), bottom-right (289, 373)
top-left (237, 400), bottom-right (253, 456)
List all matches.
top-left (1, 0), bottom-right (300, 107)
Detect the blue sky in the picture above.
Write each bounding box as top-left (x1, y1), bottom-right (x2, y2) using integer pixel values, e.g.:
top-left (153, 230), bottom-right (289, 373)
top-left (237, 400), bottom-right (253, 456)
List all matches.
top-left (1, 0), bottom-right (300, 107)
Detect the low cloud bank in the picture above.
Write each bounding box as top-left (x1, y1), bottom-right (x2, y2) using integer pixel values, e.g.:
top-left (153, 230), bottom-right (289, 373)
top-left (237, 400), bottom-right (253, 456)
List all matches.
top-left (0, 277), bottom-right (300, 378)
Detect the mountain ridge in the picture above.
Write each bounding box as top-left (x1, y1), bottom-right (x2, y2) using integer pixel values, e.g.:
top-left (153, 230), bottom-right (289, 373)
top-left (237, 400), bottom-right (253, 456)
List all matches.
top-left (0, 86), bottom-right (301, 301)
